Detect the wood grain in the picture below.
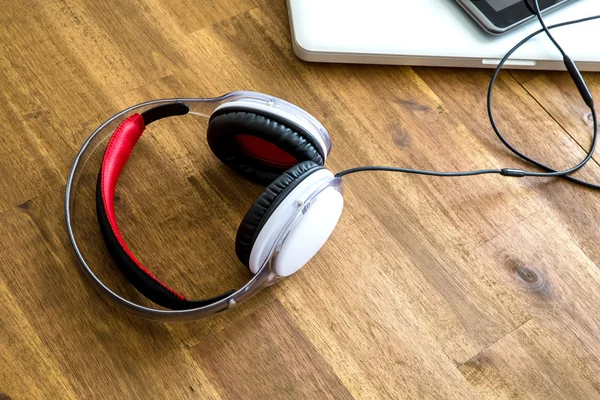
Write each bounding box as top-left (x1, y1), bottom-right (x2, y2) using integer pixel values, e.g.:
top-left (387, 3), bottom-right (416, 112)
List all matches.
top-left (1, 0), bottom-right (600, 398)
top-left (191, 300), bottom-right (353, 400)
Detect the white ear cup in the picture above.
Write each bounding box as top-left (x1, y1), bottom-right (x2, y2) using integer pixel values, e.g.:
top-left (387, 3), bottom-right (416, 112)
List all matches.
top-left (248, 169), bottom-right (344, 276)
top-left (273, 187), bottom-right (343, 276)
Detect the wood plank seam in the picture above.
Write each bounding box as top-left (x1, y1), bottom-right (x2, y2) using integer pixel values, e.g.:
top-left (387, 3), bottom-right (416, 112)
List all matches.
top-left (0, 184), bottom-right (66, 220)
top-left (507, 71), bottom-right (600, 169)
top-left (457, 318), bottom-right (534, 369)
top-left (473, 209), bottom-right (543, 253)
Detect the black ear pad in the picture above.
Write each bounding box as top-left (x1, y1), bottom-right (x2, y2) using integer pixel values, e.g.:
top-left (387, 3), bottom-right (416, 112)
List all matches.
top-left (235, 161), bottom-right (323, 268)
top-left (207, 109), bottom-right (325, 185)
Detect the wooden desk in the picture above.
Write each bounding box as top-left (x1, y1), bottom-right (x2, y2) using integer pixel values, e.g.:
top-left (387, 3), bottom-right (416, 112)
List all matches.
top-left (1, 1), bottom-right (600, 398)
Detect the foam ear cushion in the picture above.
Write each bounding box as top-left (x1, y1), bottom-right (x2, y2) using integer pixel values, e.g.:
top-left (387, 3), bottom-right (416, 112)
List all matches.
top-left (207, 109), bottom-right (324, 185)
top-left (235, 161), bottom-right (322, 268)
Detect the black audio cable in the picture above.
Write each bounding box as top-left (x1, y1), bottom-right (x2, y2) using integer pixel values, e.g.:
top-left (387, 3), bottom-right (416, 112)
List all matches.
top-left (336, 0), bottom-right (599, 190)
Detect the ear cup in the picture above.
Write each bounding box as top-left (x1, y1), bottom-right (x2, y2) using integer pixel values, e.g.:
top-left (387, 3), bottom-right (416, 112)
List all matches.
top-left (235, 161), bottom-right (322, 268)
top-left (207, 110), bottom-right (324, 185)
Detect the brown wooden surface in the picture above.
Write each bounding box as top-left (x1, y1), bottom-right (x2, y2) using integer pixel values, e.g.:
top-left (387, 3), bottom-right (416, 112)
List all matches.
top-left (1, 0), bottom-right (599, 398)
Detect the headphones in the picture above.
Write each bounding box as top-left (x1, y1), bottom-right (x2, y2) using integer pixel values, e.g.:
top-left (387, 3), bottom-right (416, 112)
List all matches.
top-left (67, 0), bottom-right (599, 321)
top-left (72, 92), bottom-right (345, 319)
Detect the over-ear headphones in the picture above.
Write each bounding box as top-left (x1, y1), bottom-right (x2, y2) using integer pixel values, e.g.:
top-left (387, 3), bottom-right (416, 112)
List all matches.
top-left (93, 94), bottom-right (344, 313)
top-left (66, 0), bottom-right (598, 321)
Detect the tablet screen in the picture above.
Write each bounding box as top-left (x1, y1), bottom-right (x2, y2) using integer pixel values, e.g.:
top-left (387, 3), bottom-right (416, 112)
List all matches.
top-left (488, 0), bottom-right (521, 12)
top-left (470, 0), bottom-right (572, 30)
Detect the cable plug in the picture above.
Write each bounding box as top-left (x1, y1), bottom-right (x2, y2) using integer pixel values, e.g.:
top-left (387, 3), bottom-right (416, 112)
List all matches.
top-left (564, 56), bottom-right (594, 109)
top-left (501, 169), bottom-right (526, 177)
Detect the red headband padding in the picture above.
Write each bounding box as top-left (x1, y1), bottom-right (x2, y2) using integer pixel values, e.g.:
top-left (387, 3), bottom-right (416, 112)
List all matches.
top-left (99, 114), bottom-right (187, 303)
top-left (96, 113), bottom-right (233, 310)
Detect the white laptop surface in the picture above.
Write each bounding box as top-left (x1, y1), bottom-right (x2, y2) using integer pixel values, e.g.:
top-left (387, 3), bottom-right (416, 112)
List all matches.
top-left (287, 0), bottom-right (600, 71)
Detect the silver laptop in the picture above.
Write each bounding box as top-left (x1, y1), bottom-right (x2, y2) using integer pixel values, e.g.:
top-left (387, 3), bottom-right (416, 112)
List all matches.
top-left (287, 0), bottom-right (600, 71)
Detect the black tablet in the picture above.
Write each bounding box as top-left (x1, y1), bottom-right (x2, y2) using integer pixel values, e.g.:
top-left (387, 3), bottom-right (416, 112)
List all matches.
top-left (456, 0), bottom-right (576, 34)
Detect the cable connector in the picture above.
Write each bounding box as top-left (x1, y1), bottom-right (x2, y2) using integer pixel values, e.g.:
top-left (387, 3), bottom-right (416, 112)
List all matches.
top-left (500, 168), bottom-right (526, 177)
top-left (564, 56), bottom-right (594, 109)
